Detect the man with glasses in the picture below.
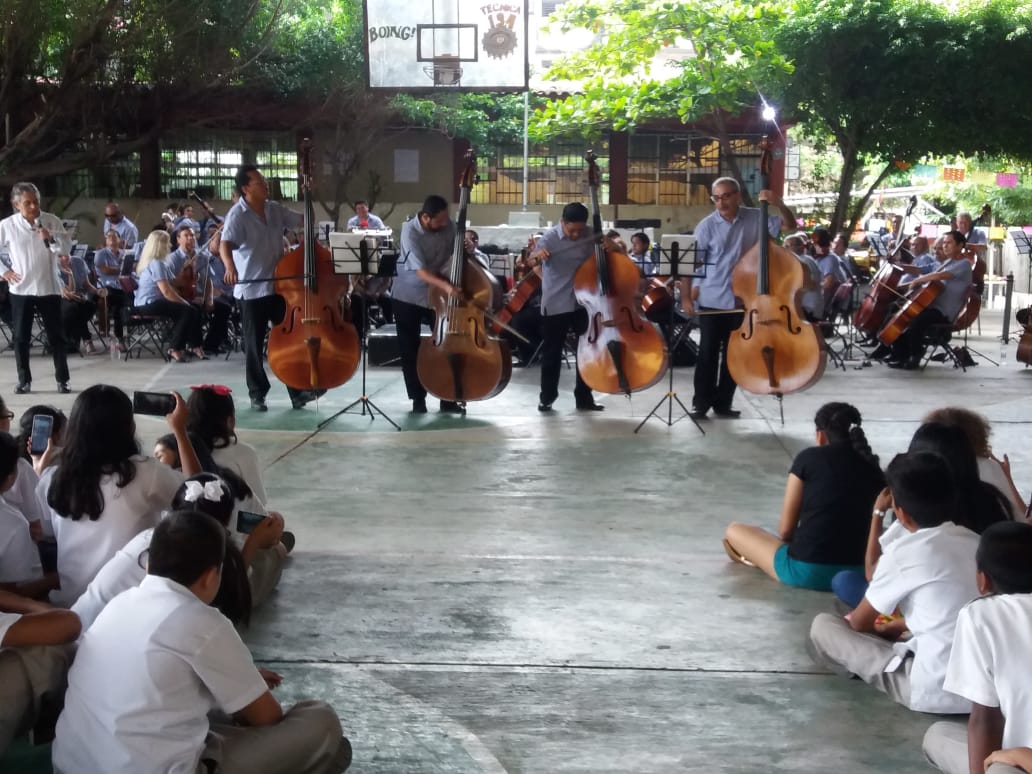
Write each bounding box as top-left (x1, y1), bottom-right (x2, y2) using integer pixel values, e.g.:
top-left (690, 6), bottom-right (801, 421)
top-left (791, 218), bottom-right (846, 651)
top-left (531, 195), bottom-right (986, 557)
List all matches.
top-left (101, 203), bottom-right (139, 249)
top-left (680, 177), bottom-right (795, 419)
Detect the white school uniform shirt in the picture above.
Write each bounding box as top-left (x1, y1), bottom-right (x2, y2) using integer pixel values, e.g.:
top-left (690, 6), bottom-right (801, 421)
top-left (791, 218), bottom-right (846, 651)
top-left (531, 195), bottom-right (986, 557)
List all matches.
top-left (6, 458), bottom-right (43, 526)
top-left (53, 574), bottom-right (269, 774)
top-left (865, 522), bottom-right (980, 714)
top-left (945, 594), bottom-right (1032, 748)
top-left (0, 211), bottom-right (70, 296)
top-left (43, 456), bottom-right (184, 606)
top-left (71, 527), bottom-right (153, 634)
top-left (0, 611), bottom-right (20, 644)
top-left (211, 441), bottom-right (268, 506)
top-left (0, 498), bottom-right (42, 583)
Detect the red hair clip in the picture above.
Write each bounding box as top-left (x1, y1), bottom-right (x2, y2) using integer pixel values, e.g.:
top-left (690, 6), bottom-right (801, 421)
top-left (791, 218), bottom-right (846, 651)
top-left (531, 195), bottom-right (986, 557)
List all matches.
top-left (189, 384), bottom-right (233, 396)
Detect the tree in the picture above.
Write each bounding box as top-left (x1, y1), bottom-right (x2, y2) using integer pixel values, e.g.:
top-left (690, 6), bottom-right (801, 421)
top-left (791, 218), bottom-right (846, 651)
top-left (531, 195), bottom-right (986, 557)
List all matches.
top-left (530, 0), bottom-right (793, 195)
top-left (0, 0), bottom-right (281, 190)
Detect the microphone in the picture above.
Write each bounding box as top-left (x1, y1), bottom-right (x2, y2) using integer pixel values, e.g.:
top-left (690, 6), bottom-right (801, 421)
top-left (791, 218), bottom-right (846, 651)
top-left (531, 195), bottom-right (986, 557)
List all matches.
top-left (34, 222), bottom-right (53, 247)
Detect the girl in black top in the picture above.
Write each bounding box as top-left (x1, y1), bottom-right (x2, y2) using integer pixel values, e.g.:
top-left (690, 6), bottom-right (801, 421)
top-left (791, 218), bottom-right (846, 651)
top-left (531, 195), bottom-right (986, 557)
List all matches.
top-left (722, 402), bottom-right (884, 590)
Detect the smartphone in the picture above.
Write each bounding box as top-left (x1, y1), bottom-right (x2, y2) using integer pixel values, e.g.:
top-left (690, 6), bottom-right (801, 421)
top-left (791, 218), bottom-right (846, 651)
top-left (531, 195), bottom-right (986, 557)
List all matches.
top-left (29, 415), bottom-right (54, 455)
top-left (132, 391), bottom-right (176, 416)
top-left (236, 510), bottom-right (266, 535)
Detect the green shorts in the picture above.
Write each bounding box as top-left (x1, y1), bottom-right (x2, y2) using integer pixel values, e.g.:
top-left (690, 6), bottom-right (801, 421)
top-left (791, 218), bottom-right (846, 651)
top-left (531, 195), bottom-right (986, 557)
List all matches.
top-left (773, 544), bottom-right (863, 591)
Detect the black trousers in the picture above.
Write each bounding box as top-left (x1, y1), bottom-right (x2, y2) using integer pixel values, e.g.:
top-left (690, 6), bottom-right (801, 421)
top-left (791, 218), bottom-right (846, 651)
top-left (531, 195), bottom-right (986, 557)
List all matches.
top-left (539, 309), bottom-right (592, 406)
top-left (10, 293), bottom-right (69, 386)
top-left (692, 307), bottom-right (744, 413)
top-left (202, 299), bottom-right (233, 351)
top-left (238, 294), bottom-right (304, 401)
top-left (60, 297), bottom-right (97, 348)
top-left (393, 298), bottom-right (433, 401)
top-left (102, 288), bottom-right (128, 339)
top-left (136, 299), bottom-right (202, 351)
top-left (890, 307), bottom-right (948, 362)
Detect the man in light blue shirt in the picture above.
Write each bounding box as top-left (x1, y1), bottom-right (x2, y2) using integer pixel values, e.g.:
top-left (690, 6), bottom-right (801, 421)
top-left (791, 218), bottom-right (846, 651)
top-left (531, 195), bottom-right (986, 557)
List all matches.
top-left (346, 201), bottom-right (386, 231)
top-left (221, 165), bottom-right (314, 412)
top-left (680, 177), bottom-right (795, 418)
top-left (528, 202), bottom-right (602, 412)
top-left (102, 202), bottom-right (139, 248)
top-left (393, 195), bottom-right (463, 414)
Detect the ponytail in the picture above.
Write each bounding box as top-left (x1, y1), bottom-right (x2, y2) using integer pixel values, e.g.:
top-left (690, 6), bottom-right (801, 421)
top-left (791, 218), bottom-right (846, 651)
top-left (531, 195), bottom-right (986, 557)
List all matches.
top-left (815, 401), bottom-right (880, 470)
top-left (212, 538), bottom-right (253, 627)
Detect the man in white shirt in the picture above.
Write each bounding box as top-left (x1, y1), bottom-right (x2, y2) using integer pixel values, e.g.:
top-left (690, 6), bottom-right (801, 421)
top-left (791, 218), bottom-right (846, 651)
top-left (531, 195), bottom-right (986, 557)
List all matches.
top-left (53, 510), bottom-right (351, 774)
top-left (808, 451), bottom-right (980, 714)
top-left (0, 182), bottom-right (72, 394)
top-left (101, 202), bottom-right (140, 249)
top-left (923, 521), bottom-right (1032, 774)
top-left (346, 200), bottom-right (386, 230)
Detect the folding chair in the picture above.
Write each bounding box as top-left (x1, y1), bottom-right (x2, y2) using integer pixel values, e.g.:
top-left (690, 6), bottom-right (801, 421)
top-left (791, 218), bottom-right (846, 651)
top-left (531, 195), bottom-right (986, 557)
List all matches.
top-left (921, 324), bottom-right (968, 372)
top-left (116, 277), bottom-right (171, 362)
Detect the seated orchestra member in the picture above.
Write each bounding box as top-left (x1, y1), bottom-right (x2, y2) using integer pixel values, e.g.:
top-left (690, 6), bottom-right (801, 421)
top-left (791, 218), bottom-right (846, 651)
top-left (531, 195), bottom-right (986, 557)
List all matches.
top-left (464, 229), bottom-right (491, 270)
top-left (884, 229), bottom-right (973, 370)
top-left (346, 200), bottom-right (386, 231)
top-left (896, 234), bottom-right (938, 275)
top-left (101, 202), bottom-right (139, 249)
top-left (812, 227), bottom-right (849, 300)
top-left (132, 230), bottom-right (205, 362)
top-left (173, 201), bottom-right (201, 236)
top-left (628, 232), bottom-right (658, 277)
top-left (830, 232), bottom-right (858, 278)
top-left (956, 210), bottom-right (987, 258)
top-left (199, 223), bottom-right (234, 354)
top-left (784, 232), bottom-right (824, 322)
top-left (92, 229), bottom-right (131, 351)
top-left (722, 402), bottom-right (883, 591)
top-left (57, 252), bottom-right (102, 355)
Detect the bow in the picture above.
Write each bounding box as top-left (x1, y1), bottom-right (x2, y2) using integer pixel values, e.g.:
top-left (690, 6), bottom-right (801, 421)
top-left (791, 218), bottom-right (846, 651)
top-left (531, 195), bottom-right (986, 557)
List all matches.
top-left (183, 478), bottom-right (226, 503)
top-left (190, 384), bottom-right (232, 396)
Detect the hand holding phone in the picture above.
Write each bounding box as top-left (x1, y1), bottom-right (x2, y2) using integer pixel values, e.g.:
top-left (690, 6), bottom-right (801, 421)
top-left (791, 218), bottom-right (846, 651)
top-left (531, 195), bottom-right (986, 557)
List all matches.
top-left (29, 415), bottom-right (54, 456)
top-left (132, 391), bottom-right (176, 416)
top-left (235, 510), bottom-right (266, 535)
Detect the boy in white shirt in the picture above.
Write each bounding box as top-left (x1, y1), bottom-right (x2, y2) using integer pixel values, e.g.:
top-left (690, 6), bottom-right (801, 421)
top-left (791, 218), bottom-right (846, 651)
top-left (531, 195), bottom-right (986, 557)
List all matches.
top-left (924, 521), bottom-right (1032, 774)
top-left (808, 451), bottom-right (980, 714)
top-left (0, 589), bottom-right (80, 755)
top-left (53, 509), bottom-right (351, 774)
top-left (0, 432), bottom-right (47, 596)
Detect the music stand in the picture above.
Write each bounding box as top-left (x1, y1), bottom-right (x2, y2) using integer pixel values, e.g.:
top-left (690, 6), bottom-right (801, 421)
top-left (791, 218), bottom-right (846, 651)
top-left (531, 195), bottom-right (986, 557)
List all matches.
top-left (318, 234), bottom-right (401, 431)
top-left (1010, 230), bottom-right (1032, 294)
top-left (635, 236), bottom-right (706, 436)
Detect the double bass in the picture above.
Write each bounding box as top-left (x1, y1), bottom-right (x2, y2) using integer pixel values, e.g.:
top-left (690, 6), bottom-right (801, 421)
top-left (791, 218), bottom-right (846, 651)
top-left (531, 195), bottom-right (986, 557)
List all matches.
top-left (727, 137), bottom-right (825, 395)
top-left (416, 150), bottom-right (512, 403)
top-left (574, 151), bottom-right (668, 395)
top-left (268, 139), bottom-right (360, 391)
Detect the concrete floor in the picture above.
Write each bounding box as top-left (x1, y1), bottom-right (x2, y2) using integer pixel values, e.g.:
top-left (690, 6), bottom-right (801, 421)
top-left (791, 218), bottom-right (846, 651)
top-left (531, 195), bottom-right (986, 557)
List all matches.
top-left (2, 310), bottom-right (1030, 773)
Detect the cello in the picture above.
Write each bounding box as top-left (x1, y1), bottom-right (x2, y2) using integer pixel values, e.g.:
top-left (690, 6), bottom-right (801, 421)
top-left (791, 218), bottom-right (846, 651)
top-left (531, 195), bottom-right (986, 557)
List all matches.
top-left (852, 262), bottom-right (906, 337)
top-left (727, 137), bottom-right (826, 396)
top-left (574, 150), bottom-right (668, 395)
top-left (268, 139), bottom-right (360, 391)
top-left (416, 150), bottom-right (512, 403)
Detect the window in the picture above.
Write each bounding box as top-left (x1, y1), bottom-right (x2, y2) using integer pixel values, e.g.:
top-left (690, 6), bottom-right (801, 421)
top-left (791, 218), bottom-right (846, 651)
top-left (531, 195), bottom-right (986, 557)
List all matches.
top-left (472, 140), bottom-right (609, 205)
top-left (47, 153), bottom-right (141, 200)
top-left (160, 132), bottom-right (298, 201)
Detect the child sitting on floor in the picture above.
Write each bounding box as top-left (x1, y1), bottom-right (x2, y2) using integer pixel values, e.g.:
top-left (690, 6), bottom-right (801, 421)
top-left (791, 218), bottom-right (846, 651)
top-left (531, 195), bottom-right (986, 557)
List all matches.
top-left (0, 432), bottom-right (49, 598)
top-left (808, 451), bottom-right (980, 714)
top-left (0, 589), bottom-right (80, 755)
top-left (923, 521), bottom-right (1032, 774)
top-left (53, 509), bottom-right (350, 774)
top-left (722, 402), bottom-right (883, 590)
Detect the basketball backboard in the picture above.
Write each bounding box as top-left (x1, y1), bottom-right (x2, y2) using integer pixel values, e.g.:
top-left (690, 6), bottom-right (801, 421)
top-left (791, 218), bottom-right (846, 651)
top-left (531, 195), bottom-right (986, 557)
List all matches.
top-left (364, 1), bottom-right (529, 91)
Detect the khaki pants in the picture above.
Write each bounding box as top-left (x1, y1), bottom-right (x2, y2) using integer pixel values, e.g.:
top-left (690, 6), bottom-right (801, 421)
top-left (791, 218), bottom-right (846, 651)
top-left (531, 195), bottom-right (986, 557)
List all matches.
top-left (201, 700), bottom-right (349, 774)
top-left (923, 720), bottom-right (1023, 774)
top-left (0, 644), bottom-right (73, 755)
top-left (249, 545), bottom-right (285, 608)
top-left (808, 612), bottom-right (912, 706)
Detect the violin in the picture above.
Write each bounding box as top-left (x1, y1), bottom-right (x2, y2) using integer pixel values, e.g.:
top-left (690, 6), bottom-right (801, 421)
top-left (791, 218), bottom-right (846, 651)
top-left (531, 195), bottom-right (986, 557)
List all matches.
top-left (416, 149), bottom-right (512, 403)
top-left (489, 265), bottom-right (541, 336)
top-left (727, 136), bottom-right (825, 395)
top-left (573, 150), bottom-right (668, 395)
top-left (267, 139), bottom-right (360, 391)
